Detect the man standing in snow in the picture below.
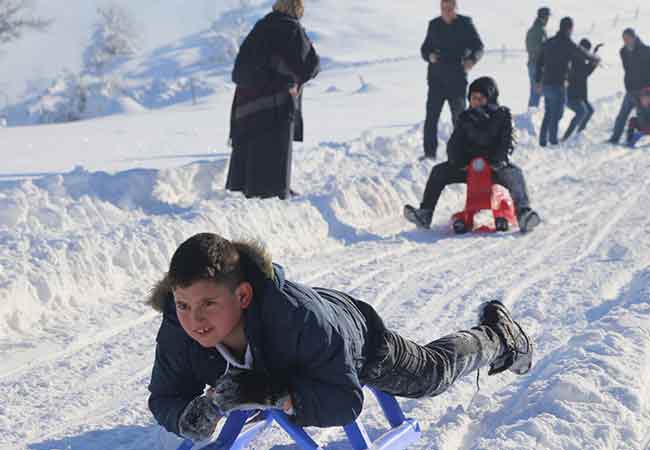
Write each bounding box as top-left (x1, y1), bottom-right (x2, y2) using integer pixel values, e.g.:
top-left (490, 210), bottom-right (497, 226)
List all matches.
top-left (526, 7), bottom-right (550, 109)
top-left (608, 28), bottom-right (650, 144)
top-left (420, 0), bottom-right (484, 160)
top-left (535, 17), bottom-right (600, 147)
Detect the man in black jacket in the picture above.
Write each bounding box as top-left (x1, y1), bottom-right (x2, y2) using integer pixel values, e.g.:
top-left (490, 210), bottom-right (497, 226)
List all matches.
top-left (147, 233), bottom-right (533, 441)
top-left (563, 39), bottom-right (601, 141)
top-left (608, 28), bottom-right (650, 144)
top-left (420, 0), bottom-right (484, 160)
top-left (535, 17), bottom-right (600, 146)
top-left (404, 77), bottom-right (541, 233)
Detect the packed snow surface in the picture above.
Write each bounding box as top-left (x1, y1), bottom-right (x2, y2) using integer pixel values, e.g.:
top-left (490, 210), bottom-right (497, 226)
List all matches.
top-left (1, 1), bottom-right (649, 449)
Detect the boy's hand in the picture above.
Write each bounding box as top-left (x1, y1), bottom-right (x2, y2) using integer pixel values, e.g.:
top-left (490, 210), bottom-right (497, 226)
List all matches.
top-left (211, 370), bottom-right (293, 414)
top-left (178, 395), bottom-right (223, 442)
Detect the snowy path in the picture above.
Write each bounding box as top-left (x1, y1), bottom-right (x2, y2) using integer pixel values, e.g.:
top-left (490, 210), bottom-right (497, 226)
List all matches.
top-left (2, 95), bottom-right (650, 449)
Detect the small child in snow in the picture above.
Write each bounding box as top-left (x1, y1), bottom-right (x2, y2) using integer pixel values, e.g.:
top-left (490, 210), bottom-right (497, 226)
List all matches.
top-left (626, 86), bottom-right (650, 147)
top-left (563, 39), bottom-right (602, 141)
top-left (404, 77), bottom-right (541, 233)
top-left (147, 233), bottom-right (533, 442)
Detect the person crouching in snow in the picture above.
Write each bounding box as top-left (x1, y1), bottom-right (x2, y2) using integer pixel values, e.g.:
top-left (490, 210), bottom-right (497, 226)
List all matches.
top-left (404, 76), bottom-right (541, 233)
top-left (147, 233), bottom-right (533, 442)
top-left (626, 86), bottom-right (650, 147)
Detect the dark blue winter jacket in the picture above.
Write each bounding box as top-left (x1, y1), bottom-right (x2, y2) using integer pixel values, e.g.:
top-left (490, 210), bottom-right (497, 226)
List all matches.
top-left (536, 32), bottom-right (598, 87)
top-left (420, 14), bottom-right (484, 96)
top-left (148, 256), bottom-right (379, 435)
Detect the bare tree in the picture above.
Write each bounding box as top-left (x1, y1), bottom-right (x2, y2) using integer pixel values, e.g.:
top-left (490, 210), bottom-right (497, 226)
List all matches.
top-left (0, 0), bottom-right (50, 45)
top-left (83, 2), bottom-right (140, 76)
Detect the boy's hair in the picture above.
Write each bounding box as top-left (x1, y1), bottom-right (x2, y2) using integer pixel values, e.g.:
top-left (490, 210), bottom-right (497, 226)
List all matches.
top-left (272, 0), bottom-right (304, 19)
top-left (146, 234), bottom-right (274, 312)
top-left (167, 233), bottom-right (244, 291)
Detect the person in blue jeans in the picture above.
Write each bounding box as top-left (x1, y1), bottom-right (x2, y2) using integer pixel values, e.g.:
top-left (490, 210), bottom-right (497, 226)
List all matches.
top-left (535, 17), bottom-right (600, 147)
top-left (526, 7), bottom-right (550, 109)
top-left (563, 39), bottom-right (601, 141)
top-left (626, 86), bottom-right (650, 147)
top-left (608, 28), bottom-right (650, 144)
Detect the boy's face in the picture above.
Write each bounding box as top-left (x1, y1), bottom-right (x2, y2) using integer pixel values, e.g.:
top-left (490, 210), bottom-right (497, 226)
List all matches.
top-left (469, 92), bottom-right (488, 109)
top-left (173, 279), bottom-right (250, 348)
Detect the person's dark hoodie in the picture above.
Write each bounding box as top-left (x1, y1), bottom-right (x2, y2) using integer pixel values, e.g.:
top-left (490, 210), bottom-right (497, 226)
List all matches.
top-left (621, 37), bottom-right (650, 92)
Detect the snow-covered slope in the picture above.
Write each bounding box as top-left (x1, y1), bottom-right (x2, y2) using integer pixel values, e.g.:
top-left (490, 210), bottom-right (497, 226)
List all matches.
top-left (1, 1), bottom-right (650, 450)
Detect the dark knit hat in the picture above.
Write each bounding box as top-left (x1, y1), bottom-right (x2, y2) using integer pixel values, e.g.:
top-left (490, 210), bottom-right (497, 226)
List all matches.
top-left (623, 28), bottom-right (636, 38)
top-left (537, 7), bottom-right (551, 19)
top-left (468, 77), bottom-right (499, 104)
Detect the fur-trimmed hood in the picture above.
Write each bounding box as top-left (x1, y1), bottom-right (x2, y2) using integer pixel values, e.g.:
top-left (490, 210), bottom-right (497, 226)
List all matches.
top-left (146, 239), bottom-right (275, 313)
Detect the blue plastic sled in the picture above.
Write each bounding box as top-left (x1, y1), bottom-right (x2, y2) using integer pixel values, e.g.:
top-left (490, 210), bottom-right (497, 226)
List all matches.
top-left (176, 388), bottom-right (421, 450)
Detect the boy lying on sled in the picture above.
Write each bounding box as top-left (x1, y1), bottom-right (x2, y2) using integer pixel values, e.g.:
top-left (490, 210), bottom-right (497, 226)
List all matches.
top-left (147, 233), bottom-right (533, 441)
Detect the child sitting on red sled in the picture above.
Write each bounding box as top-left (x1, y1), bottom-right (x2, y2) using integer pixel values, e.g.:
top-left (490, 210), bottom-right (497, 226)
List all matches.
top-left (626, 86), bottom-right (650, 147)
top-left (405, 76), bottom-right (541, 233)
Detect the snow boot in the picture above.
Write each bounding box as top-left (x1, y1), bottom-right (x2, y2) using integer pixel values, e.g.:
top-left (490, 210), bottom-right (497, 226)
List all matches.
top-left (626, 130), bottom-right (644, 148)
top-left (404, 205), bottom-right (433, 229)
top-left (517, 208), bottom-right (541, 233)
top-left (479, 300), bottom-right (533, 375)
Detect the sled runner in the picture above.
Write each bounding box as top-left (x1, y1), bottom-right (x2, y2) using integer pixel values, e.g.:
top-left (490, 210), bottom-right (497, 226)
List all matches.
top-left (450, 157), bottom-right (518, 233)
top-left (176, 388), bottom-right (421, 450)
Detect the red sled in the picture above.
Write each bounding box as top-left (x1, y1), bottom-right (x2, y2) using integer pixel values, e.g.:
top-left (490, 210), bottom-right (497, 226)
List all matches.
top-left (450, 157), bottom-right (518, 234)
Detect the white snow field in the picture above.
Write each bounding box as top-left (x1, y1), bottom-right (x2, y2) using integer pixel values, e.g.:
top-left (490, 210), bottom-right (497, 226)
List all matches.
top-left (1, 1), bottom-right (650, 450)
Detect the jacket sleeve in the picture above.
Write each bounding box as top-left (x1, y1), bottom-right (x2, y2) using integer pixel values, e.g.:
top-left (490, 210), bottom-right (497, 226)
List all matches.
top-left (535, 43), bottom-right (546, 84)
top-left (490, 108), bottom-right (514, 163)
top-left (526, 25), bottom-right (543, 60)
top-left (232, 24), bottom-right (271, 87)
top-left (287, 311), bottom-right (364, 428)
top-left (525, 28), bottom-right (534, 56)
top-left (643, 46), bottom-right (650, 87)
top-left (420, 21), bottom-right (436, 62)
top-left (446, 121), bottom-right (468, 167)
top-left (586, 59), bottom-right (598, 77)
top-left (465, 17), bottom-right (484, 63)
top-left (274, 25), bottom-right (320, 86)
top-left (148, 321), bottom-right (206, 436)
top-left (572, 43), bottom-right (600, 66)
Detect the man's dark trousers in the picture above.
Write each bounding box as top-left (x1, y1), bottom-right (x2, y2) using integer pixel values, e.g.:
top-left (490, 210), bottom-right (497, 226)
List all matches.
top-left (424, 89), bottom-right (466, 158)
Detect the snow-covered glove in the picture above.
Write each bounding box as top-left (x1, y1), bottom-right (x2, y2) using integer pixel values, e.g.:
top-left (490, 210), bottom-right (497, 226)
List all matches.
top-left (178, 395), bottom-right (223, 442)
top-left (211, 370), bottom-right (292, 414)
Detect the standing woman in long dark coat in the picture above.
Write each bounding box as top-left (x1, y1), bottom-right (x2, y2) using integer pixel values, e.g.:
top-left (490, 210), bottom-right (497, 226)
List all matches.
top-left (226, 0), bottom-right (320, 200)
